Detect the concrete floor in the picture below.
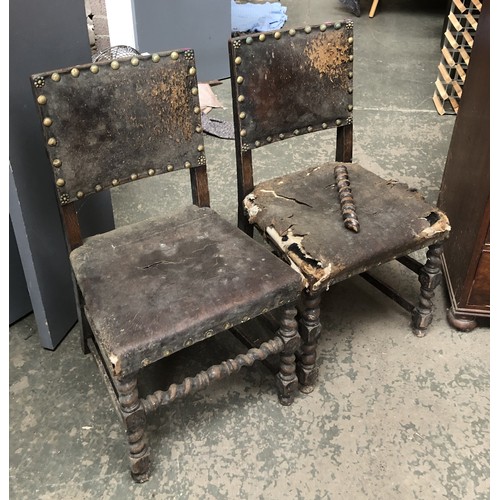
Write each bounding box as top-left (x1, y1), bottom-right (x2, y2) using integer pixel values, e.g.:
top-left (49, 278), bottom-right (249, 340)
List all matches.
top-left (9, 0), bottom-right (490, 498)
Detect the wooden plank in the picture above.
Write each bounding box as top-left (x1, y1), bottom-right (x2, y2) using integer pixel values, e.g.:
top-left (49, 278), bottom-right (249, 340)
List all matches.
top-left (433, 92), bottom-right (446, 115)
top-left (442, 46), bottom-right (456, 66)
top-left (449, 11), bottom-right (463, 31)
top-left (445, 29), bottom-right (459, 48)
top-left (459, 46), bottom-right (471, 64)
top-left (452, 80), bottom-right (463, 97)
top-left (438, 62), bottom-right (453, 83)
top-left (452, 0), bottom-right (466, 13)
top-left (435, 78), bottom-right (449, 100)
top-left (465, 12), bottom-right (478, 30)
top-left (463, 29), bottom-right (474, 47)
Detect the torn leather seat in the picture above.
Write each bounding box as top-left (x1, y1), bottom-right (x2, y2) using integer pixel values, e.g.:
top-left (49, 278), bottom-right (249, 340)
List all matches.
top-left (244, 162), bottom-right (450, 293)
top-left (228, 21), bottom-right (451, 394)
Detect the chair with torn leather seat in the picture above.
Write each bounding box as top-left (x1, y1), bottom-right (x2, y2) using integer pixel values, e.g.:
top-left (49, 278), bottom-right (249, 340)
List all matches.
top-left (30, 49), bottom-right (303, 482)
top-left (228, 21), bottom-right (450, 394)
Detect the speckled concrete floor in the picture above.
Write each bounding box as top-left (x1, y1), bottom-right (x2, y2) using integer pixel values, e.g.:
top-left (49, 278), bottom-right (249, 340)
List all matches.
top-left (9, 1), bottom-right (490, 498)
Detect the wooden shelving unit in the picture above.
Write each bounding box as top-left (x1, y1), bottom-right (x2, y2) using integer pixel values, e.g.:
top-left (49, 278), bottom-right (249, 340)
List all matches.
top-left (433, 0), bottom-right (483, 115)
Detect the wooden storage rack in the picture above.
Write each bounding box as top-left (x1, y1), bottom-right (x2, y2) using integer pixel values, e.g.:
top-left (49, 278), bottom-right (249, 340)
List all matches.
top-left (433, 0), bottom-right (482, 115)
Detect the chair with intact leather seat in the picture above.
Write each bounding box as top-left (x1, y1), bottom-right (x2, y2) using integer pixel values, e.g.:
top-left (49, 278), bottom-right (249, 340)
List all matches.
top-left (228, 20), bottom-right (451, 394)
top-left (30, 48), bottom-right (303, 482)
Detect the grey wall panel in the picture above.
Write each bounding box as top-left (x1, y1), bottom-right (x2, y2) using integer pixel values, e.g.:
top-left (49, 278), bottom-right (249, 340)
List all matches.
top-left (132, 0), bottom-right (231, 82)
top-left (9, 218), bottom-right (32, 325)
top-left (10, 0), bottom-right (114, 349)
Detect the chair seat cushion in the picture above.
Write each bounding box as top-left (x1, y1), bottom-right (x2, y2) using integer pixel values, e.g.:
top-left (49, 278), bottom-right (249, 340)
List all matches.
top-left (70, 206), bottom-right (302, 377)
top-left (244, 162), bottom-right (450, 292)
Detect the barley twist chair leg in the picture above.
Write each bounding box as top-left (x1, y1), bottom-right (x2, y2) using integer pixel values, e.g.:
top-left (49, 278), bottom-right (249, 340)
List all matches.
top-left (297, 290), bottom-right (322, 394)
top-left (276, 303), bottom-right (301, 406)
top-left (412, 243), bottom-right (444, 338)
top-left (116, 374), bottom-right (151, 482)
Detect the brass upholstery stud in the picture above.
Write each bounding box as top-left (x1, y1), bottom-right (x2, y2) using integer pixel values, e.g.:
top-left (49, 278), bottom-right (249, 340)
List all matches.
top-left (130, 57), bottom-right (139, 66)
top-left (95, 184), bottom-right (103, 192)
top-left (259, 34), bottom-right (266, 41)
top-left (235, 56), bottom-right (242, 65)
top-left (43, 118), bottom-right (53, 127)
top-left (348, 36), bottom-right (354, 44)
top-left (184, 161), bottom-right (191, 168)
top-left (170, 51), bottom-right (179, 60)
top-left (322, 123), bottom-right (328, 129)
top-left (56, 178), bottom-right (65, 187)
top-left (167, 165), bottom-right (174, 172)
top-left (304, 26), bottom-right (312, 33)
top-left (320, 24), bottom-right (327, 31)
top-left (239, 111), bottom-right (246, 119)
top-left (240, 130), bottom-right (247, 137)
top-left (52, 159), bottom-right (62, 168)
top-left (184, 338), bottom-right (193, 347)
top-left (37, 95), bottom-right (47, 105)
top-left (191, 87), bottom-right (198, 95)
top-left (47, 138), bottom-right (57, 146)
top-left (348, 104), bottom-right (353, 111)
top-left (336, 119), bottom-right (342, 126)
top-left (90, 64), bottom-right (99, 73)
top-left (33, 77), bottom-right (45, 88)
top-left (130, 173), bottom-right (138, 180)
top-left (348, 71), bottom-right (353, 79)
top-left (307, 126), bottom-right (313, 132)
top-left (188, 67), bottom-right (196, 75)
top-left (236, 76), bottom-right (244, 84)
top-left (293, 129), bottom-right (300, 135)
top-left (196, 126), bottom-right (202, 133)
top-left (349, 55), bottom-right (354, 61)
top-left (279, 133), bottom-right (285, 140)
top-left (51, 73), bottom-right (61, 82)
top-left (77, 191), bottom-right (84, 199)
top-left (237, 95), bottom-right (245, 103)
top-left (152, 53), bottom-right (160, 62)
top-left (163, 349), bottom-right (171, 357)
top-left (71, 68), bottom-right (80, 77)
top-left (348, 88), bottom-right (353, 94)
top-left (148, 169), bottom-right (155, 176)
top-left (255, 141), bottom-right (261, 147)
top-left (289, 29), bottom-right (296, 36)
top-left (194, 106), bottom-right (200, 114)
top-left (246, 37), bottom-right (253, 44)
top-left (223, 322), bottom-right (232, 329)
top-left (334, 22), bottom-right (342, 29)
top-left (274, 31), bottom-right (281, 39)
top-left (242, 316), bottom-right (250, 322)
top-left (112, 179), bottom-right (119, 186)
top-left (204, 329), bottom-right (214, 338)
top-left (197, 145), bottom-right (204, 152)
top-left (110, 60), bottom-right (120, 70)
top-left (267, 136), bottom-right (273, 142)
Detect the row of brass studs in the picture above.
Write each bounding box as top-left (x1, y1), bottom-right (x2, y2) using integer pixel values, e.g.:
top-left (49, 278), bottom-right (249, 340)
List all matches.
top-left (233, 23), bottom-right (354, 150)
top-left (232, 20), bottom-right (352, 49)
top-left (244, 119), bottom-right (352, 148)
top-left (55, 155), bottom-right (207, 203)
top-left (142, 299), bottom-right (292, 366)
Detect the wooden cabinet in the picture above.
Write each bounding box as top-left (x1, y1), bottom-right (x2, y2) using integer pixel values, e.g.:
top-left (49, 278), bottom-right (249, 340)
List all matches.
top-left (437, 0), bottom-right (489, 330)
